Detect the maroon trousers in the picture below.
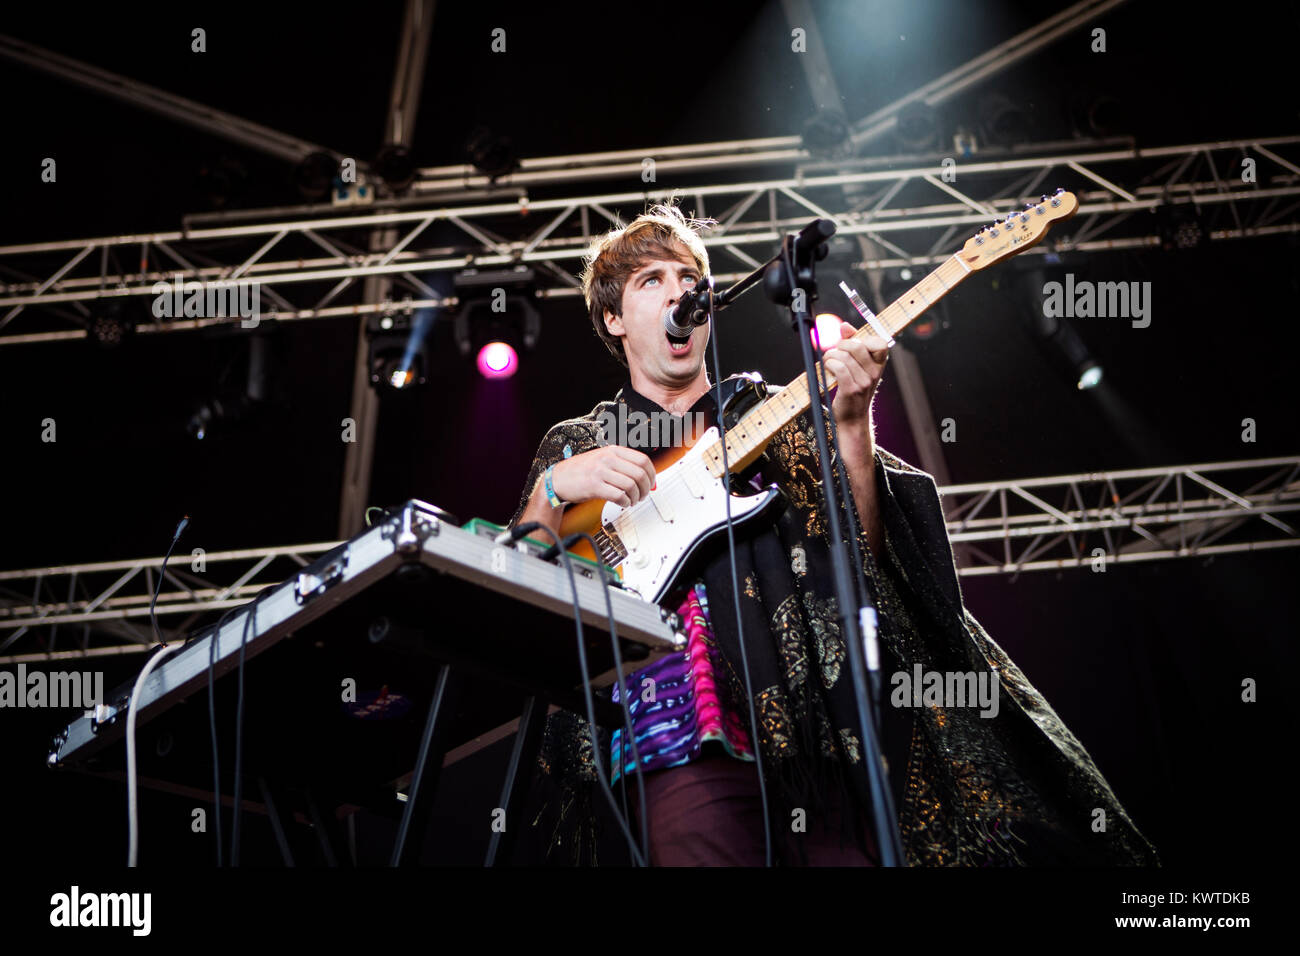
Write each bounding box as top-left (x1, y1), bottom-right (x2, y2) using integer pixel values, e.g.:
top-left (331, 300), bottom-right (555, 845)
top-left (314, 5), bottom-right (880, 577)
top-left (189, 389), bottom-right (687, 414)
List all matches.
top-left (627, 753), bottom-right (879, 866)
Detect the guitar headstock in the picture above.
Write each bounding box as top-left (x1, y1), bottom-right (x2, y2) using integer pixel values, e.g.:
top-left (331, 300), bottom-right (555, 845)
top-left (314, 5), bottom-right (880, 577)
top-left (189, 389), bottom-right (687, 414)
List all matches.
top-left (959, 188), bottom-right (1078, 270)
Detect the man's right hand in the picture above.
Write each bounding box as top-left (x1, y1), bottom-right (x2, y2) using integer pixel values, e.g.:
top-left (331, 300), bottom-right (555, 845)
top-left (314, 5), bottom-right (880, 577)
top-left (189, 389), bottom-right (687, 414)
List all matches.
top-left (551, 445), bottom-right (656, 508)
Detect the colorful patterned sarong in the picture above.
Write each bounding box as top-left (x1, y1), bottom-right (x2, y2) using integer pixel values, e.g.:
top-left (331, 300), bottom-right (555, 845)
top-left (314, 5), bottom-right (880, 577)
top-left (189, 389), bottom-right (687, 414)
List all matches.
top-left (611, 581), bottom-right (755, 782)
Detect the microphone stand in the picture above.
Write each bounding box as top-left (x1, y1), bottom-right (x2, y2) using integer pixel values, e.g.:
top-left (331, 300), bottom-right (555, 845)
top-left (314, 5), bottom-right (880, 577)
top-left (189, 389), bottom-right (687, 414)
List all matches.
top-left (716, 219), bottom-right (905, 867)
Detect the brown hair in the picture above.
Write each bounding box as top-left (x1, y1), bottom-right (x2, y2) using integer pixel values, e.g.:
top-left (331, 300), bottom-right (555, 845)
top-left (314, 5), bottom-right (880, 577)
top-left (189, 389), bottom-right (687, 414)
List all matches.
top-left (579, 202), bottom-right (714, 367)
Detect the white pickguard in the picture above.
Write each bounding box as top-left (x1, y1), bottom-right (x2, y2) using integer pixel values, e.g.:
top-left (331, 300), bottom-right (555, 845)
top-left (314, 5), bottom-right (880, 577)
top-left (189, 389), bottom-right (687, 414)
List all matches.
top-left (602, 426), bottom-right (779, 603)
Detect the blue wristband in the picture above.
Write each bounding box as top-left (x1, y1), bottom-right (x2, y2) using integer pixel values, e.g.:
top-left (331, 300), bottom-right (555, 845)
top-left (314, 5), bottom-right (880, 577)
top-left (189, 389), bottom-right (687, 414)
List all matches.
top-left (543, 463), bottom-right (564, 508)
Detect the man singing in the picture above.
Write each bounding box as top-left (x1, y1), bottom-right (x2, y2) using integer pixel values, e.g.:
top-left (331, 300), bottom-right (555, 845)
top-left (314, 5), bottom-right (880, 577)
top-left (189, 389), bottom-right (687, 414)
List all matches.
top-left (508, 203), bottom-right (1157, 867)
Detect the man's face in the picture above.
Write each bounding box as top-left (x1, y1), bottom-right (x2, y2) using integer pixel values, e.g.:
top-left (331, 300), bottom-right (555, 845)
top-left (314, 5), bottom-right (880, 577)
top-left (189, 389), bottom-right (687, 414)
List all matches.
top-left (604, 246), bottom-right (708, 385)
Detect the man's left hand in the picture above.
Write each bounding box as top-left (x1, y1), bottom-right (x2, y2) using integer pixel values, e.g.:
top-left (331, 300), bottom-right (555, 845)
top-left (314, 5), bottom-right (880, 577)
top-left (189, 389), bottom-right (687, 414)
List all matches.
top-left (825, 321), bottom-right (890, 426)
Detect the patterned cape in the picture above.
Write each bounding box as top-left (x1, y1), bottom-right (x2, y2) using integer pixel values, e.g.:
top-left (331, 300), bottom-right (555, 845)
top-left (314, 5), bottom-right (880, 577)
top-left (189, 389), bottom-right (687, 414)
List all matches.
top-left (508, 374), bottom-right (1159, 866)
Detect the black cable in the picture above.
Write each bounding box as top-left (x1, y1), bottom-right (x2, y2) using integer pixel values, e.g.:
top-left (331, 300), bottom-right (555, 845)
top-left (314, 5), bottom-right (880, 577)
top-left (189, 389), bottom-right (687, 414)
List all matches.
top-left (132, 515), bottom-right (187, 866)
top-left (206, 606), bottom-right (236, 867)
top-left (536, 532), bottom-right (584, 563)
top-left (704, 309), bottom-right (774, 867)
top-left (569, 531), bottom-right (651, 866)
top-left (148, 515), bottom-right (188, 645)
top-left (784, 236), bottom-right (904, 866)
top-left (201, 578), bottom-right (273, 869)
top-left (230, 595), bottom-right (255, 866)
top-left (505, 522), bottom-right (648, 866)
top-left (230, 584), bottom-right (276, 867)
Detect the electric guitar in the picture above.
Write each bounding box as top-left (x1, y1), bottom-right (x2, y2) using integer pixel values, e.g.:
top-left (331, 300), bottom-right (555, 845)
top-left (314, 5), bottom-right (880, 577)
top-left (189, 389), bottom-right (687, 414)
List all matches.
top-left (559, 189), bottom-right (1080, 603)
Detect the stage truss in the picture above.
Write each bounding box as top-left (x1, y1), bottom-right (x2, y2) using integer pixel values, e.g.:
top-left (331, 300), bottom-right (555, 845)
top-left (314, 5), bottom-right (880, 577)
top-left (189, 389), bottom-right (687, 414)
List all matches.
top-left (1, 134), bottom-right (1298, 346)
top-left (1, 456), bottom-right (1295, 662)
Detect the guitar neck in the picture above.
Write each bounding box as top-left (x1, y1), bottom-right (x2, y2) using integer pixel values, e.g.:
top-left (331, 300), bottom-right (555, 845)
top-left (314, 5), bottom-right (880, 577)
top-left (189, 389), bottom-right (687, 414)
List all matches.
top-left (699, 252), bottom-right (973, 477)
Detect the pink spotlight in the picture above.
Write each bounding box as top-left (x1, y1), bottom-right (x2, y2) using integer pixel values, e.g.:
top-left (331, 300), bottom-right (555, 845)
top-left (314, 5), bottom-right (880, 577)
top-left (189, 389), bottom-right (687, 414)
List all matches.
top-left (812, 313), bottom-right (844, 351)
top-left (477, 341), bottom-right (518, 379)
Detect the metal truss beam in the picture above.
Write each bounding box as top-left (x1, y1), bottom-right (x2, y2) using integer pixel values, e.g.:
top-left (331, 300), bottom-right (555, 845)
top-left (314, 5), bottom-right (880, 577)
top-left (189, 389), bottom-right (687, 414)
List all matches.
top-left (0, 33), bottom-right (359, 169)
top-left (0, 543), bottom-right (339, 662)
top-left (943, 456), bottom-right (1300, 578)
top-left (338, 0), bottom-right (436, 541)
top-left (1, 134), bottom-right (1297, 346)
top-left (2, 457), bottom-right (1294, 661)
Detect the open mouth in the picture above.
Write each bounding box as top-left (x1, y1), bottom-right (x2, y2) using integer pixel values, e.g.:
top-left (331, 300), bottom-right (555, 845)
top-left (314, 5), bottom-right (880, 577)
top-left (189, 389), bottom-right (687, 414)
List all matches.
top-left (667, 330), bottom-right (691, 353)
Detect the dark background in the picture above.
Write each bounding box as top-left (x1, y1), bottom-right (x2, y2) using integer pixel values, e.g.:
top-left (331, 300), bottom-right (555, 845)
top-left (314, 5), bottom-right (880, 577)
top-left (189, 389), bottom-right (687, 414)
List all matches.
top-left (0, 0), bottom-right (1296, 868)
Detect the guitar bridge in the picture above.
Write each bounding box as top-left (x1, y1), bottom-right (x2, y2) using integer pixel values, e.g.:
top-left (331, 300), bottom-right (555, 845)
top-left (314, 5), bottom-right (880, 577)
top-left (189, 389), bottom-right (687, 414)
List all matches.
top-left (592, 525), bottom-right (627, 567)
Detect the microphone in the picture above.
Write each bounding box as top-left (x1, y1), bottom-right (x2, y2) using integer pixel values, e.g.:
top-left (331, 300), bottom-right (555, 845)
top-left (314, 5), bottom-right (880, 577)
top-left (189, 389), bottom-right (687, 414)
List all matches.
top-left (662, 277), bottom-right (714, 338)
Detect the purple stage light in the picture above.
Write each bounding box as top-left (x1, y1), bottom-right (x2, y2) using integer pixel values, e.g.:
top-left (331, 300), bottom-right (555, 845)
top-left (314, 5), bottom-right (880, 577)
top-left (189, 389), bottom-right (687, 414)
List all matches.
top-left (813, 312), bottom-right (843, 350)
top-left (477, 341), bottom-right (518, 379)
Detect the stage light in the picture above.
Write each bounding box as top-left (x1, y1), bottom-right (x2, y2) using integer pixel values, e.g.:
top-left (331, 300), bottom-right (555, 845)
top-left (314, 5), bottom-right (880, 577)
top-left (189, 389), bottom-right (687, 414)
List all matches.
top-left (368, 308), bottom-right (435, 393)
top-left (1077, 361), bottom-right (1104, 390)
top-left (461, 313), bottom-right (532, 381)
top-left (1050, 314), bottom-right (1103, 390)
top-left (477, 341), bottom-right (519, 379)
top-left (1016, 265), bottom-right (1105, 392)
top-left (813, 313), bottom-right (843, 350)
top-left (1066, 90), bottom-right (1131, 139)
top-left (185, 394), bottom-right (254, 440)
top-left (185, 335), bottom-right (271, 439)
top-left (910, 318), bottom-right (938, 340)
top-left (187, 400), bottom-right (218, 440)
top-left (801, 108), bottom-right (850, 157)
top-left (894, 102), bottom-right (939, 152)
top-left (979, 93), bottom-right (1029, 148)
top-left (295, 151), bottom-right (337, 200)
top-left (86, 303), bottom-right (134, 349)
top-left (453, 275), bottom-right (540, 379)
top-left (194, 155), bottom-right (249, 210)
top-left (373, 351), bottom-right (425, 391)
top-left (374, 143), bottom-right (415, 192)
top-left (466, 126), bottom-right (519, 180)
top-left (1156, 204), bottom-right (1205, 250)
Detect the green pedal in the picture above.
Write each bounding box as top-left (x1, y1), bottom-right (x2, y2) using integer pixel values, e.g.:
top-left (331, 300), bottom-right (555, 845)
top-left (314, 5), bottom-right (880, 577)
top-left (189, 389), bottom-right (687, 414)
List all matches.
top-left (459, 518), bottom-right (622, 582)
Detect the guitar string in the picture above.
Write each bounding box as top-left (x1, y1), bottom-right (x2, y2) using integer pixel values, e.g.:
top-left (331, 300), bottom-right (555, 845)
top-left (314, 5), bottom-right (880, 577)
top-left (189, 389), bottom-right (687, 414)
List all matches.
top-left (596, 203), bottom-right (1064, 543)
top-left (601, 256), bottom-right (969, 539)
